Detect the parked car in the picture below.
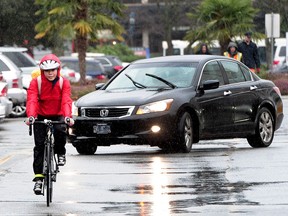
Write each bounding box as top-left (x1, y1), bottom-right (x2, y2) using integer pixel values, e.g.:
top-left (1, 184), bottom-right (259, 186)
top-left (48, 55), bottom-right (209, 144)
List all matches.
top-left (93, 55), bottom-right (123, 78)
top-left (61, 65), bottom-right (80, 83)
top-left (0, 53), bottom-right (26, 117)
top-left (69, 55), bottom-right (284, 155)
top-left (0, 74), bottom-right (13, 117)
top-left (268, 61), bottom-right (288, 74)
top-left (0, 47), bottom-right (38, 90)
top-left (59, 56), bottom-right (106, 80)
top-left (0, 103), bottom-right (5, 122)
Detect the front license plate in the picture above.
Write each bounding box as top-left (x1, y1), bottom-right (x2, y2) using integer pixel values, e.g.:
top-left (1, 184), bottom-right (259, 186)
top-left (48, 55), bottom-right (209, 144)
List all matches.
top-left (93, 123), bottom-right (111, 134)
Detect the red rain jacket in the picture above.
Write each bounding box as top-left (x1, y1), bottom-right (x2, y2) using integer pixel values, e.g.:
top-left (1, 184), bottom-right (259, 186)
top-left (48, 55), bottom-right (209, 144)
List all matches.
top-left (26, 54), bottom-right (72, 118)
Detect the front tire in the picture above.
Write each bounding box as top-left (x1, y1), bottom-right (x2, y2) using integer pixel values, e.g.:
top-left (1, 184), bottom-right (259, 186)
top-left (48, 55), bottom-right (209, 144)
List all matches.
top-left (175, 112), bottom-right (193, 153)
top-left (247, 107), bottom-right (274, 148)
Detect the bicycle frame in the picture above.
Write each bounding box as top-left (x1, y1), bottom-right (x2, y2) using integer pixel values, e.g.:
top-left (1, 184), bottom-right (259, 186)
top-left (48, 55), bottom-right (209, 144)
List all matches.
top-left (29, 119), bottom-right (66, 207)
top-left (42, 120), bottom-right (59, 206)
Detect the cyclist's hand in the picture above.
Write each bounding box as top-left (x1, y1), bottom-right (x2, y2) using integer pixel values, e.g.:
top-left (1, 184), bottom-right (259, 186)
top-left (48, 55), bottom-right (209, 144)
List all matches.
top-left (64, 117), bottom-right (74, 126)
top-left (25, 116), bottom-right (35, 125)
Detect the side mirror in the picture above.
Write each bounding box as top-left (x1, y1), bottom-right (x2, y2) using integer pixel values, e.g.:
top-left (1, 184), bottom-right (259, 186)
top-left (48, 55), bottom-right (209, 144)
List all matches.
top-left (95, 83), bottom-right (105, 90)
top-left (199, 80), bottom-right (220, 91)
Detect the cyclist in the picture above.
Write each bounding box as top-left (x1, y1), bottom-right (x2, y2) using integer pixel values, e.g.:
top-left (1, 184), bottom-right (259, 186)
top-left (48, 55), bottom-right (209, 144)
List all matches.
top-left (25, 54), bottom-right (74, 195)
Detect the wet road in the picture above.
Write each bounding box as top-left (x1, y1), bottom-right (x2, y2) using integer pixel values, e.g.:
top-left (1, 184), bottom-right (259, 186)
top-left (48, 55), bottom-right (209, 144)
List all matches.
top-left (0, 97), bottom-right (287, 215)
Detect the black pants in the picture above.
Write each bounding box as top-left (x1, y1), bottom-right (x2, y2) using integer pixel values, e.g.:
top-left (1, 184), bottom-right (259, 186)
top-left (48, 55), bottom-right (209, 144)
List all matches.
top-left (33, 115), bottom-right (67, 175)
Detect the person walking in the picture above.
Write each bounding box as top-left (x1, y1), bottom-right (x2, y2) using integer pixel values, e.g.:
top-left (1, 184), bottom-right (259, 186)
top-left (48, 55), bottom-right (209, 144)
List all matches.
top-left (195, 43), bottom-right (212, 55)
top-left (224, 42), bottom-right (242, 61)
top-left (25, 54), bottom-right (74, 195)
top-left (237, 32), bottom-right (261, 73)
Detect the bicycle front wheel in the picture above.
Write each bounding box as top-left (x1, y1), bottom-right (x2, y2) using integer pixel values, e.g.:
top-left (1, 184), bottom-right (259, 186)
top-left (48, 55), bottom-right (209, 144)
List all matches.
top-left (45, 143), bottom-right (53, 206)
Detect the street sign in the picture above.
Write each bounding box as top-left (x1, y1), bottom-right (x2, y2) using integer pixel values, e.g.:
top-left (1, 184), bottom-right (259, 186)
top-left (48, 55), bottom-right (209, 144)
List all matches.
top-left (265, 13), bottom-right (280, 38)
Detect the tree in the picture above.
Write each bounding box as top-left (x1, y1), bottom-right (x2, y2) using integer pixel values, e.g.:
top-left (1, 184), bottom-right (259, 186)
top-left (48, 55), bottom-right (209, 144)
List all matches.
top-left (185, 0), bottom-right (260, 54)
top-left (157, 0), bottom-right (193, 55)
top-left (256, 0), bottom-right (288, 68)
top-left (34, 0), bottom-right (126, 85)
top-left (0, 0), bottom-right (39, 47)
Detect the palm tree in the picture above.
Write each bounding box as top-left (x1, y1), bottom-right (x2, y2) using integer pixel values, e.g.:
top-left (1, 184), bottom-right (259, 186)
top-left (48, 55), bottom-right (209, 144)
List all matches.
top-left (34, 0), bottom-right (125, 85)
top-left (185, 0), bottom-right (260, 54)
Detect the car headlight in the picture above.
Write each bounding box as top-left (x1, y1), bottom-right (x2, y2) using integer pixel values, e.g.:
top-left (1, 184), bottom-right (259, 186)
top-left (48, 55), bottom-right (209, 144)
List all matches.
top-left (72, 102), bottom-right (78, 117)
top-left (136, 99), bottom-right (173, 115)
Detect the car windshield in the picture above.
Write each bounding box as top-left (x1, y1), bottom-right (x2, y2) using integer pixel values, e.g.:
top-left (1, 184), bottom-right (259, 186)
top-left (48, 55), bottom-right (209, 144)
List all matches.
top-left (106, 62), bottom-right (198, 90)
top-left (3, 52), bottom-right (37, 68)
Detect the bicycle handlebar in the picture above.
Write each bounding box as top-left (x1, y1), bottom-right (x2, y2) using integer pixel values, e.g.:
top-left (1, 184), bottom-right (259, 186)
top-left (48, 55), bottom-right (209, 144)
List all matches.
top-left (28, 118), bottom-right (71, 136)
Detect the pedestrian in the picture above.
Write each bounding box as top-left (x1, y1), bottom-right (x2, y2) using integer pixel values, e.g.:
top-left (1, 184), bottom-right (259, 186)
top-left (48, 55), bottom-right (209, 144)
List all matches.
top-left (237, 32), bottom-right (261, 73)
top-left (196, 43), bottom-right (212, 55)
top-left (224, 41), bottom-right (242, 61)
top-left (25, 54), bottom-right (74, 195)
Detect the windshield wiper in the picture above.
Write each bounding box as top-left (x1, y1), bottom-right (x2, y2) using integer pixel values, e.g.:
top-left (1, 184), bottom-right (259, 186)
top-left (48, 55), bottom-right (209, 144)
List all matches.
top-left (145, 73), bottom-right (177, 89)
top-left (125, 74), bottom-right (147, 89)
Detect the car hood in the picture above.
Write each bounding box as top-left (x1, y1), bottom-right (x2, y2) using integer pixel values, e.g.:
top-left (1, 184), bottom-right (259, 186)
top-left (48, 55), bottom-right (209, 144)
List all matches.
top-left (76, 88), bottom-right (176, 107)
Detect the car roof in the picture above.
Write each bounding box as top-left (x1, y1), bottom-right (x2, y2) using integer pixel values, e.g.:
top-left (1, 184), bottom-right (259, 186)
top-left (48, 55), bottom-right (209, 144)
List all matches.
top-left (0, 47), bottom-right (28, 52)
top-left (132, 55), bottom-right (229, 64)
top-left (59, 56), bottom-right (101, 63)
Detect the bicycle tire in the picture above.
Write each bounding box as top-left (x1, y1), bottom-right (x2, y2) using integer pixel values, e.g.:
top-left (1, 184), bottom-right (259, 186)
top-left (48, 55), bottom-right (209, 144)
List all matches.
top-left (46, 141), bottom-right (52, 206)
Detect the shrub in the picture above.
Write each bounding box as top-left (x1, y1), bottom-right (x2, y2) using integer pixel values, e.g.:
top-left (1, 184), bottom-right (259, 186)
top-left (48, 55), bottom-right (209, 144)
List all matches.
top-left (71, 79), bottom-right (107, 100)
top-left (266, 73), bottom-right (288, 95)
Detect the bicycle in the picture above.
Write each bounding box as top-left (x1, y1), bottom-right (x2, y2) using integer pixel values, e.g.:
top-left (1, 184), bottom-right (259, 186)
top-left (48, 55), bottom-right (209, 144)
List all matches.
top-left (29, 118), bottom-right (69, 206)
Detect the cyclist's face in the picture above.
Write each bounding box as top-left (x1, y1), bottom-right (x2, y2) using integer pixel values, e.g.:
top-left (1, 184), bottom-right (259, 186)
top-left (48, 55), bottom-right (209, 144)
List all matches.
top-left (43, 68), bottom-right (57, 81)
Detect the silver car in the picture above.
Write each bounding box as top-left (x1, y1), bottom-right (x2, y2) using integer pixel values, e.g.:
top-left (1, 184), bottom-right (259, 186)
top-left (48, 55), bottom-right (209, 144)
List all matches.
top-left (0, 47), bottom-right (38, 90)
top-left (0, 103), bottom-right (5, 122)
top-left (0, 53), bottom-right (26, 117)
top-left (0, 75), bottom-right (12, 118)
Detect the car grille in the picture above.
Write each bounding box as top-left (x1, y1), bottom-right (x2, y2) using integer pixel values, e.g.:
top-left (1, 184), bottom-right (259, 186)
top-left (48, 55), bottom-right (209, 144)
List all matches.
top-left (81, 106), bottom-right (135, 118)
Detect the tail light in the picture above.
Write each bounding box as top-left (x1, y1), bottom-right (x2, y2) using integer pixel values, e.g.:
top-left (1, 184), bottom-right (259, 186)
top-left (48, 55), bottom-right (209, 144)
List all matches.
top-left (273, 86), bottom-right (281, 96)
top-left (0, 73), bottom-right (3, 81)
top-left (0, 86), bottom-right (8, 97)
top-left (68, 71), bottom-right (76, 78)
top-left (273, 60), bottom-right (280, 66)
top-left (114, 65), bottom-right (123, 71)
top-left (12, 79), bottom-right (19, 88)
top-left (96, 74), bottom-right (106, 80)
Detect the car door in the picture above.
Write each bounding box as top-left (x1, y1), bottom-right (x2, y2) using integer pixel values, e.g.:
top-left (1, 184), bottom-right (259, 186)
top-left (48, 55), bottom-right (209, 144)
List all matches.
top-left (196, 61), bottom-right (234, 137)
top-left (219, 60), bottom-right (259, 132)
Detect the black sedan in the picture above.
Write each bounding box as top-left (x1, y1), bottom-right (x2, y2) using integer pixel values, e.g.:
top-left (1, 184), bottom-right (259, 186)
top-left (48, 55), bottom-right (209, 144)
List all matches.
top-left (69, 55), bottom-right (284, 154)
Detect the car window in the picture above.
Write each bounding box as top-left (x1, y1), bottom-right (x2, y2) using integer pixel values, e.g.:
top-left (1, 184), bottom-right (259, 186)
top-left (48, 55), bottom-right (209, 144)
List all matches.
top-left (239, 65), bottom-right (252, 81)
top-left (3, 52), bottom-right (37, 67)
top-left (0, 59), bottom-right (9, 71)
top-left (201, 61), bottom-right (224, 85)
top-left (106, 62), bottom-right (198, 90)
top-left (61, 60), bottom-right (102, 72)
top-left (221, 61), bottom-right (246, 83)
top-left (97, 58), bottom-right (110, 66)
top-left (87, 62), bottom-right (102, 71)
top-left (62, 61), bottom-right (78, 71)
top-left (279, 46), bottom-right (286, 57)
top-left (112, 56), bottom-right (122, 65)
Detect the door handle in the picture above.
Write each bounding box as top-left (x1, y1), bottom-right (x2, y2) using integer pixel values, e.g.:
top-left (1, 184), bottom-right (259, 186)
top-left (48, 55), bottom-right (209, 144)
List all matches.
top-left (250, 85), bottom-right (257, 90)
top-left (224, 90), bottom-right (232, 96)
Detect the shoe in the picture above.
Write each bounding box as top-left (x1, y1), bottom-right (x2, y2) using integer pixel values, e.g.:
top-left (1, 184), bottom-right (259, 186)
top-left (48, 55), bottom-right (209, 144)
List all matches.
top-left (33, 180), bottom-right (42, 195)
top-left (58, 154), bottom-right (66, 166)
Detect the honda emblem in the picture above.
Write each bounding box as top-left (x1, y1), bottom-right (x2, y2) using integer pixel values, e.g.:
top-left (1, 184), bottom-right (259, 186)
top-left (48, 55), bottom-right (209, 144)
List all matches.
top-left (100, 109), bottom-right (109, 117)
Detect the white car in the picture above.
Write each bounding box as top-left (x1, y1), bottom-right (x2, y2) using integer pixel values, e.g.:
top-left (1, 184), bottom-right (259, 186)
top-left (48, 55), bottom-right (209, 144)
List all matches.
top-left (0, 47), bottom-right (38, 90)
top-left (0, 103), bottom-right (5, 122)
top-left (0, 76), bottom-right (12, 118)
top-left (0, 53), bottom-right (27, 117)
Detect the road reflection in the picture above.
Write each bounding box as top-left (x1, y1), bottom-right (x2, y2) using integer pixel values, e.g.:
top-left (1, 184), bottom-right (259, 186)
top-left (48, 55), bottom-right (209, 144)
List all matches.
top-left (135, 157), bottom-right (171, 216)
top-left (150, 157), bottom-right (171, 215)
